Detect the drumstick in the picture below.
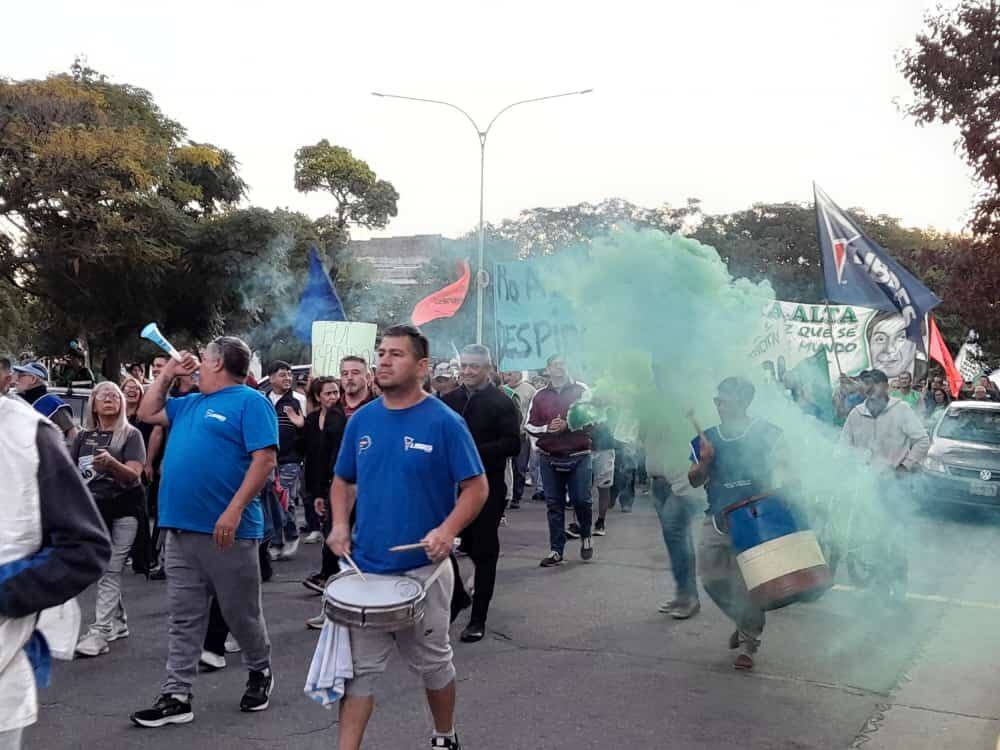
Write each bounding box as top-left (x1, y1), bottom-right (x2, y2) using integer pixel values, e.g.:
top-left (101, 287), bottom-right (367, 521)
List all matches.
top-left (342, 551), bottom-right (367, 582)
top-left (388, 538), bottom-right (462, 553)
top-left (686, 409), bottom-right (707, 443)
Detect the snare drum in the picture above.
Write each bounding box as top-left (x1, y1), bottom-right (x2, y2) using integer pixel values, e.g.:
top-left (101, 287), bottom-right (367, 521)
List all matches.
top-left (323, 569), bottom-right (426, 632)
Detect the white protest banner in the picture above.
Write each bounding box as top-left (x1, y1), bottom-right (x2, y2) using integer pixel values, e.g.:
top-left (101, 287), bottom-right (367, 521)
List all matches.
top-left (759, 301), bottom-right (927, 382)
top-left (311, 321), bottom-right (377, 376)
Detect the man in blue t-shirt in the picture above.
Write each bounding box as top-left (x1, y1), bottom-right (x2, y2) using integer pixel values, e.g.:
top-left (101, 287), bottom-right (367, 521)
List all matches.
top-left (129, 336), bottom-right (279, 729)
top-left (329, 324), bottom-right (487, 750)
top-left (689, 376), bottom-right (782, 672)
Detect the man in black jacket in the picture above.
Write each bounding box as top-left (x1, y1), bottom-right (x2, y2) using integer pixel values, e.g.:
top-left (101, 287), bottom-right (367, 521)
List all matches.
top-left (441, 345), bottom-right (521, 642)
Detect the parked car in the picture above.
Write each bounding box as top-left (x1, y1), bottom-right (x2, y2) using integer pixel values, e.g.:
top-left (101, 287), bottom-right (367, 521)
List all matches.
top-left (920, 400), bottom-right (1000, 508)
top-left (48, 385), bottom-right (92, 427)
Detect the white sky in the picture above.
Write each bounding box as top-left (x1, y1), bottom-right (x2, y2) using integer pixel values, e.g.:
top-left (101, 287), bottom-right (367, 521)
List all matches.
top-left (3, 0), bottom-right (975, 239)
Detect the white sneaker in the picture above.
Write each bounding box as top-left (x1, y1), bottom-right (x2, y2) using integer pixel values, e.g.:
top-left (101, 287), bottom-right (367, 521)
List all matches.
top-left (305, 613), bottom-right (325, 630)
top-left (199, 650), bottom-right (226, 671)
top-left (267, 546), bottom-right (282, 562)
top-left (303, 531), bottom-right (324, 544)
top-left (75, 630), bottom-right (109, 657)
top-left (108, 621), bottom-right (130, 641)
top-left (278, 538), bottom-right (300, 560)
top-left (224, 634), bottom-right (241, 653)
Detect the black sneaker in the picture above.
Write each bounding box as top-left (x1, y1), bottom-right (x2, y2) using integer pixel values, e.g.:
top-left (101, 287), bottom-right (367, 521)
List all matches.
top-left (509, 499), bottom-right (520, 509)
top-left (594, 518), bottom-right (606, 536)
top-left (531, 492), bottom-right (545, 502)
top-left (565, 523), bottom-right (581, 539)
top-left (581, 536), bottom-right (594, 561)
top-left (460, 622), bottom-right (485, 642)
top-left (130, 694), bottom-right (194, 727)
top-left (430, 733), bottom-right (461, 748)
top-left (302, 572), bottom-right (326, 594)
top-left (149, 566), bottom-right (166, 581)
top-left (539, 551), bottom-right (564, 567)
top-left (240, 669), bottom-right (274, 712)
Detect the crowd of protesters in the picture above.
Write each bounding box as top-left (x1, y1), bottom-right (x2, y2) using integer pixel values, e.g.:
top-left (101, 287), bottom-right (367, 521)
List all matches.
top-left (1, 328), bottom-right (996, 748)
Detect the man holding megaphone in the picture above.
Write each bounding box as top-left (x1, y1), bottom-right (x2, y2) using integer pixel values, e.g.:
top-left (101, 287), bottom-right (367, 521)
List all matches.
top-left (130, 336), bottom-right (279, 727)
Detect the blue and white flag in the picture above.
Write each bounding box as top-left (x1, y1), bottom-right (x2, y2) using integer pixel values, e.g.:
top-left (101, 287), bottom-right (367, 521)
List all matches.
top-left (293, 247), bottom-right (346, 343)
top-left (814, 184), bottom-right (940, 350)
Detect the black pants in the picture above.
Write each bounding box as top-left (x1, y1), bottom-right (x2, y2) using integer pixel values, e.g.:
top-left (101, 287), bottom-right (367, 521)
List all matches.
top-left (458, 469), bottom-right (507, 626)
top-left (319, 500), bottom-right (356, 580)
top-left (203, 597), bottom-right (229, 657)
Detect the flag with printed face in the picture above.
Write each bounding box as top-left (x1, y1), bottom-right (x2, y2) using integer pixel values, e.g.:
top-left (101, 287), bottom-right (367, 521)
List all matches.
top-left (814, 184), bottom-right (940, 351)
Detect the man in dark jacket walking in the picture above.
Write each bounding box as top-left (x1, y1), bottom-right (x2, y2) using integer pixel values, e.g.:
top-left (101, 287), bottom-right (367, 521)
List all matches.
top-left (441, 345), bottom-right (521, 642)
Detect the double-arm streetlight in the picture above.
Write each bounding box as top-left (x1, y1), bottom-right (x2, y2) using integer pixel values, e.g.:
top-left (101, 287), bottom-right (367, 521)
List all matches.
top-left (372, 88), bottom-right (593, 344)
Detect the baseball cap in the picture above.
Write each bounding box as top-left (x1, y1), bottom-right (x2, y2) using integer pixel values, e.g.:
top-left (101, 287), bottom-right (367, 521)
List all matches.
top-left (432, 362), bottom-right (456, 381)
top-left (13, 362), bottom-right (48, 381)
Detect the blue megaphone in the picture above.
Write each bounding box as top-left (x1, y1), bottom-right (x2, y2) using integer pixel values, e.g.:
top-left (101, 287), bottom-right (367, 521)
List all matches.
top-left (140, 323), bottom-right (182, 362)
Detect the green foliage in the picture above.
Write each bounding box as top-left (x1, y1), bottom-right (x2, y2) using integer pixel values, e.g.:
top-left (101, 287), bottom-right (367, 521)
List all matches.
top-left (900, 0), bottom-right (1000, 357)
top-left (293, 140), bottom-right (399, 234)
top-left (0, 62), bottom-right (279, 377)
top-left (900, 0), bottom-right (1000, 239)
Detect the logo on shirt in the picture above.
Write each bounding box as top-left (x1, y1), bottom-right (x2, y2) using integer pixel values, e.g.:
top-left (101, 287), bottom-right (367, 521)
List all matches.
top-left (204, 409), bottom-right (227, 423)
top-left (404, 436), bottom-right (434, 453)
top-left (358, 435), bottom-right (372, 452)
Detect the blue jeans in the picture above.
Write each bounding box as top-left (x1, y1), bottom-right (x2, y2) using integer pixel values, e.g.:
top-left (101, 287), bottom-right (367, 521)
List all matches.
top-left (264, 464), bottom-right (300, 546)
top-left (541, 453), bottom-right (593, 554)
top-left (651, 477), bottom-right (698, 599)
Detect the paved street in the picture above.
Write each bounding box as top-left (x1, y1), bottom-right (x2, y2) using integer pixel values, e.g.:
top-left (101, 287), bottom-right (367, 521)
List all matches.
top-left (27, 493), bottom-right (1000, 750)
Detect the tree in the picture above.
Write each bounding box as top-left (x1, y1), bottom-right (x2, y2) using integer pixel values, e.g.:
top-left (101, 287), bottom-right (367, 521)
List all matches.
top-left (900, 0), bottom-right (1000, 239)
top-left (0, 62), bottom-right (283, 377)
top-left (293, 139), bottom-right (399, 256)
top-left (900, 1), bottom-right (1000, 357)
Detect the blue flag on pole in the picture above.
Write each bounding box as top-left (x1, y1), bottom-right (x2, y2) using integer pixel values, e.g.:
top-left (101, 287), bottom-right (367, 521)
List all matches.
top-left (814, 184), bottom-right (940, 350)
top-left (293, 247), bottom-right (346, 343)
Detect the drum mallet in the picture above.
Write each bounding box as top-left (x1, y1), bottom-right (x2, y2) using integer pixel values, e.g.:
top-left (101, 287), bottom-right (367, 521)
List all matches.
top-left (342, 551), bottom-right (367, 582)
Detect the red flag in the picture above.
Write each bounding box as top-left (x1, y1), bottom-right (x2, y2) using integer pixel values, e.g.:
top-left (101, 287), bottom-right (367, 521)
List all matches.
top-left (411, 261), bottom-right (471, 327)
top-left (928, 315), bottom-right (962, 398)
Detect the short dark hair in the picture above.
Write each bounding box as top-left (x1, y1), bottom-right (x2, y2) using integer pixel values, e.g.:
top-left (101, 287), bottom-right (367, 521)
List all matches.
top-left (381, 324), bottom-right (429, 360)
top-left (0, 356), bottom-right (11, 372)
top-left (461, 344), bottom-right (492, 363)
top-left (210, 336), bottom-right (251, 379)
top-left (340, 355), bottom-right (368, 369)
top-left (717, 376), bottom-right (755, 406)
top-left (267, 359), bottom-right (292, 376)
top-left (151, 353), bottom-right (170, 365)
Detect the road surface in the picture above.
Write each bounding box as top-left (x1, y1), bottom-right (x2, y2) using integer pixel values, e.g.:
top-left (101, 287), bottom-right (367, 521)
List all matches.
top-left (26, 493), bottom-right (1000, 749)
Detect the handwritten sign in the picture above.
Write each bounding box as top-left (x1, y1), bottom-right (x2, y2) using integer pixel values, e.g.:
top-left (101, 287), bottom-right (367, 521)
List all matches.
top-left (493, 260), bottom-right (581, 371)
top-left (312, 321), bottom-right (377, 377)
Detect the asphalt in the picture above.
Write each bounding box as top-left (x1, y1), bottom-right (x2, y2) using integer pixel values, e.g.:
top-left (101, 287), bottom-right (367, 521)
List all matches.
top-left (25, 492), bottom-right (1000, 750)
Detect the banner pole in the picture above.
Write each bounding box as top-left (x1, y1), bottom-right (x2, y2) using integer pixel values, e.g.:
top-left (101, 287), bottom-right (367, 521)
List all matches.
top-left (823, 299), bottom-right (845, 377)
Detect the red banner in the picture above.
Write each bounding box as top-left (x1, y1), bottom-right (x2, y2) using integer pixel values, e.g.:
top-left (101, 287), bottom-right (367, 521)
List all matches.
top-left (411, 261), bottom-right (471, 327)
top-left (928, 315), bottom-right (962, 398)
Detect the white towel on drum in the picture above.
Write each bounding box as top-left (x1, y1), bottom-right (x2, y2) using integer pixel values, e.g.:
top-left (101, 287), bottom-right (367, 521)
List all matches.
top-left (303, 620), bottom-right (353, 708)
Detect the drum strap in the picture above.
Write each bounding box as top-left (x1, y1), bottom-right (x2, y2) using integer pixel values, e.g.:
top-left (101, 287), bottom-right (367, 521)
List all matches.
top-left (422, 559), bottom-right (450, 591)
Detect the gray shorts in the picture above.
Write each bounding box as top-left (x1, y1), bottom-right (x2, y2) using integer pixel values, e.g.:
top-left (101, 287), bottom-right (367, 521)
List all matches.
top-left (344, 561), bottom-right (456, 697)
top-left (592, 449), bottom-right (615, 489)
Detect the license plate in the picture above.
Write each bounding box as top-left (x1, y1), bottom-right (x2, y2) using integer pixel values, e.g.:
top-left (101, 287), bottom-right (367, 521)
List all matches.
top-left (970, 482), bottom-right (997, 497)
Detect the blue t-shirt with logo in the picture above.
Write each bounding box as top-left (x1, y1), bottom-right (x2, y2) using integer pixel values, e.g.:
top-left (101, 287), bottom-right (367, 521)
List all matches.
top-left (690, 419), bottom-right (783, 517)
top-left (160, 385), bottom-right (278, 539)
top-left (334, 395), bottom-right (484, 574)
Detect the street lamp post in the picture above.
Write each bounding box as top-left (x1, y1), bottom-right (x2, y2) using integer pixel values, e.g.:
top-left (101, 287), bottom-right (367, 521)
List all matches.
top-left (372, 89), bottom-right (593, 345)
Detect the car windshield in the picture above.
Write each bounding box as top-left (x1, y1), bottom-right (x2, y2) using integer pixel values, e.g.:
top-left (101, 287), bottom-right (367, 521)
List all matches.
top-left (936, 408), bottom-right (1000, 445)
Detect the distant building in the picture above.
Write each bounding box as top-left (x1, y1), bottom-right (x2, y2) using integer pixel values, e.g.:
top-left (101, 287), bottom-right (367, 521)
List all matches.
top-left (349, 234), bottom-right (455, 285)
